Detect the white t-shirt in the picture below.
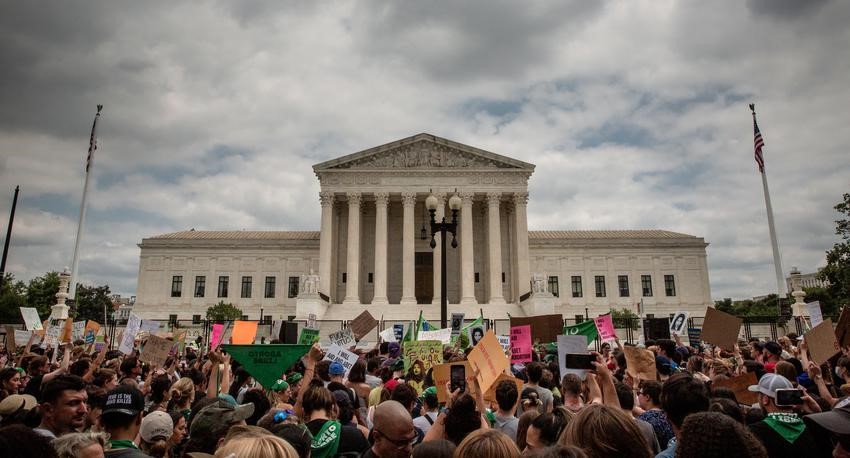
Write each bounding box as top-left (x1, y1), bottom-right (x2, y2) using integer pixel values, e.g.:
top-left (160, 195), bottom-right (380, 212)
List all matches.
top-left (412, 411), bottom-right (438, 435)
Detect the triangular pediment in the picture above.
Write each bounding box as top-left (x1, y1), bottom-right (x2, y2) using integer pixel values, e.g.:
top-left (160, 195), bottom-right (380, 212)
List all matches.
top-left (313, 133), bottom-right (535, 172)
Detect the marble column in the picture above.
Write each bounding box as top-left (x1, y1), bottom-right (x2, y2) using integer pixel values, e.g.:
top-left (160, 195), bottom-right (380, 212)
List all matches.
top-left (400, 192), bottom-right (417, 305)
top-left (487, 192), bottom-right (506, 305)
top-left (372, 192), bottom-right (389, 305)
top-left (432, 192), bottom-right (446, 306)
top-left (460, 192), bottom-right (477, 305)
top-left (343, 192), bottom-right (361, 305)
top-left (513, 192), bottom-right (531, 301)
top-left (318, 192), bottom-right (334, 300)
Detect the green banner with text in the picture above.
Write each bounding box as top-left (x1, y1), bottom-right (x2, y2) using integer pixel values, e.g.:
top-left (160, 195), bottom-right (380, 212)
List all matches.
top-left (222, 344), bottom-right (311, 388)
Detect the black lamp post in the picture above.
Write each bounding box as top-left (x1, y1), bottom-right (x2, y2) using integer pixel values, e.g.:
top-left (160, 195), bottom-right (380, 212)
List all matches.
top-left (426, 192), bottom-right (462, 328)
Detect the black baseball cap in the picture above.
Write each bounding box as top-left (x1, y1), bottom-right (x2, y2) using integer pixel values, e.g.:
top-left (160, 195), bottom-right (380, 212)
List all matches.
top-left (102, 385), bottom-right (144, 417)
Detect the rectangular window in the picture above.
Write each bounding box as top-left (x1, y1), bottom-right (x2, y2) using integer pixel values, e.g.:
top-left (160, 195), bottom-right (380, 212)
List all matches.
top-left (192, 314), bottom-right (201, 324)
top-left (288, 276), bottom-right (300, 298)
top-left (571, 276), bottom-right (583, 298)
top-left (618, 275), bottom-right (629, 297)
top-left (218, 276), bottom-right (229, 298)
top-left (241, 276), bottom-right (252, 298)
top-left (665, 275), bottom-right (676, 296)
top-left (595, 276), bottom-right (606, 297)
top-left (547, 276), bottom-right (559, 297)
top-left (169, 314), bottom-right (177, 324)
top-left (263, 315), bottom-right (272, 325)
top-left (194, 276), bottom-right (206, 298)
top-left (264, 276), bottom-right (276, 298)
top-left (641, 275), bottom-right (653, 297)
top-left (171, 276), bottom-right (182, 298)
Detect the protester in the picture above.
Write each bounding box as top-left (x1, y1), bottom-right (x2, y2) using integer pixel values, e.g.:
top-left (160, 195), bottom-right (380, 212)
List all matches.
top-left (101, 385), bottom-right (148, 457)
top-left (412, 386), bottom-right (439, 435)
top-left (524, 407), bottom-right (572, 453)
top-left (363, 400), bottom-right (416, 458)
top-left (636, 380), bottom-right (673, 451)
top-left (492, 379), bottom-right (519, 441)
top-left (560, 404), bottom-right (651, 458)
top-left (656, 372), bottom-right (710, 458)
top-left (675, 412), bottom-right (767, 458)
top-left (52, 431), bottom-right (110, 458)
top-left (0, 367), bottom-right (22, 400)
top-left (454, 429), bottom-right (521, 458)
top-left (35, 374), bottom-right (89, 439)
top-left (0, 424), bottom-right (60, 458)
top-left (140, 410), bottom-right (174, 457)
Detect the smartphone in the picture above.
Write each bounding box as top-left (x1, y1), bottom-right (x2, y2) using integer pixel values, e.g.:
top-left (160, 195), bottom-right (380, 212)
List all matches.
top-left (774, 388), bottom-right (804, 407)
top-left (565, 353), bottom-right (595, 370)
top-left (450, 365), bottom-right (466, 393)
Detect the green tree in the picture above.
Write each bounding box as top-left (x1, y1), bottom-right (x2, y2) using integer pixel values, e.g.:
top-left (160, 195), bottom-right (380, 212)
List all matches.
top-left (26, 271), bottom-right (60, 318)
top-left (715, 298), bottom-right (734, 315)
top-left (73, 283), bottom-right (112, 323)
top-left (801, 286), bottom-right (840, 317)
top-left (206, 301), bottom-right (243, 322)
top-left (820, 192), bottom-right (850, 306)
top-left (0, 273), bottom-right (27, 324)
top-left (610, 308), bottom-right (639, 328)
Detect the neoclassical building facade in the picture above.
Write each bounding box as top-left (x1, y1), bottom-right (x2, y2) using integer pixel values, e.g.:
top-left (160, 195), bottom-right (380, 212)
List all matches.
top-left (133, 134), bottom-right (712, 322)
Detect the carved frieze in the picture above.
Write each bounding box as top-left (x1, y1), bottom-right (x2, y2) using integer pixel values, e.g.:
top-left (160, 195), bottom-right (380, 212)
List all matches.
top-left (329, 140), bottom-right (519, 169)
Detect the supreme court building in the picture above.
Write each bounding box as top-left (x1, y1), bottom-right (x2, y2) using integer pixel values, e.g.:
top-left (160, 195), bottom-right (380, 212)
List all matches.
top-left (133, 134), bottom-right (712, 322)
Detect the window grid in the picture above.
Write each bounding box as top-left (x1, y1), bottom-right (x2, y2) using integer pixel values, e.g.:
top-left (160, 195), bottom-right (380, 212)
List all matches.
top-left (665, 275), bottom-right (676, 296)
top-left (194, 276), bottom-right (206, 298)
top-left (571, 276), bottom-right (583, 298)
top-left (264, 276), bottom-right (276, 298)
top-left (288, 276), bottom-right (300, 298)
top-left (547, 276), bottom-right (559, 298)
top-left (595, 276), bottom-right (606, 297)
top-left (241, 276), bottom-right (252, 298)
top-left (641, 275), bottom-right (653, 297)
top-left (171, 276), bottom-right (182, 298)
top-left (618, 275), bottom-right (629, 297)
top-left (218, 276), bottom-right (229, 298)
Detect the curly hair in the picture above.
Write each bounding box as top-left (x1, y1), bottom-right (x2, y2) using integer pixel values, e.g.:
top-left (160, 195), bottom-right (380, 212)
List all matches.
top-left (560, 404), bottom-right (650, 458)
top-left (443, 393), bottom-right (481, 445)
top-left (675, 412), bottom-right (767, 458)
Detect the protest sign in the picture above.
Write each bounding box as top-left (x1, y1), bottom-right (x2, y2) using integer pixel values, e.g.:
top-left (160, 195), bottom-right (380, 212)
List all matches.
top-left (209, 323), bottom-right (225, 350)
top-left (379, 327), bottom-right (397, 343)
top-left (329, 329), bottom-right (355, 348)
top-left (171, 329), bottom-right (188, 354)
top-left (4, 326), bottom-right (15, 352)
top-left (84, 321), bottom-right (101, 344)
top-left (836, 307), bottom-right (850, 348)
top-left (298, 328), bottom-right (320, 345)
top-left (232, 321), bottom-right (259, 344)
top-left (60, 318), bottom-right (74, 343)
top-left (271, 320), bottom-right (284, 340)
top-left (403, 340), bottom-right (443, 372)
top-left (511, 314), bottom-right (563, 344)
top-left (43, 319), bottom-right (63, 348)
top-left (468, 331), bottom-right (509, 393)
top-left (804, 318), bottom-right (839, 364)
top-left (498, 335), bottom-right (510, 353)
top-left (14, 330), bottom-right (33, 347)
top-left (140, 335), bottom-right (173, 367)
top-left (393, 324), bottom-right (404, 342)
top-left (701, 307), bottom-right (742, 350)
top-left (419, 328), bottom-right (452, 345)
top-left (72, 321), bottom-right (86, 342)
top-left (306, 314), bottom-right (318, 330)
top-left (323, 344), bottom-right (358, 377)
top-left (451, 313), bottom-right (465, 339)
top-left (119, 313), bottom-right (142, 354)
top-left (806, 301), bottom-right (824, 327)
top-left (510, 325), bottom-right (533, 363)
top-left (20, 307), bottom-right (43, 331)
top-left (623, 346), bottom-right (657, 381)
top-left (467, 324), bottom-right (486, 348)
top-left (669, 312), bottom-right (689, 336)
top-left (563, 320), bottom-right (599, 345)
top-left (222, 344), bottom-right (311, 388)
top-left (643, 318), bottom-right (670, 341)
top-left (349, 311), bottom-right (378, 340)
top-left (712, 372), bottom-right (758, 405)
top-left (484, 374), bottom-right (524, 404)
top-left (593, 314), bottom-right (617, 341)
top-left (557, 335), bottom-right (590, 381)
top-left (140, 320), bottom-right (162, 335)
top-left (687, 328), bottom-right (702, 345)
top-left (433, 362), bottom-right (471, 403)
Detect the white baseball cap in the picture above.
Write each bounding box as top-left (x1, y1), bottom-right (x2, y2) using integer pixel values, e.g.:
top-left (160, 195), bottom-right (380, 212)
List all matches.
top-left (747, 373), bottom-right (793, 398)
top-left (140, 410), bottom-right (174, 442)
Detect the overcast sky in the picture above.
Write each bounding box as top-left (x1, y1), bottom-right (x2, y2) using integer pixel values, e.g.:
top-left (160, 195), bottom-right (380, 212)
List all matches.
top-left (1, 0), bottom-right (848, 301)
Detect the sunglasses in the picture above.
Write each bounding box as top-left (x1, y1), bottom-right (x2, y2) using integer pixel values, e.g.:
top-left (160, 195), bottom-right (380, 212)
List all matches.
top-left (375, 429), bottom-right (417, 448)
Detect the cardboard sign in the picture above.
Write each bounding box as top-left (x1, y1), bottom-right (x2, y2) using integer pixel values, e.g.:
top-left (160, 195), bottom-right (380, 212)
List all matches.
top-left (323, 344), bottom-right (358, 377)
top-left (72, 321), bottom-right (87, 342)
top-left (623, 346), bottom-right (657, 381)
top-left (306, 313), bottom-right (318, 330)
top-left (329, 329), bottom-right (355, 348)
top-left (298, 328), bottom-right (320, 345)
top-left (419, 328), bottom-right (452, 345)
top-left (222, 344), bottom-right (311, 388)
top-left (379, 327), bottom-right (397, 343)
top-left (669, 312), bottom-right (689, 335)
top-left (484, 374), bottom-right (524, 404)
top-left (61, 318), bottom-right (73, 343)
top-left (451, 313), bottom-right (465, 338)
top-left (393, 324), bottom-right (404, 342)
top-left (4, 326), bottom-right (16, 352)
top-left (403, 340), bottom-right (443, 372)
top-left (712, 372), bottom-right (758, 405)
top-left (171, 329), bottom-right (188, 354)
top-left (701, 307), bottom-right (742, 350)
top-left (805, 318), bottom-right (840, 364)
top-left (14, 330), bottom-right (33, 347)
top-left (349, 310), bottom-right (378, 340)
top-left (140, 335), bottom-right (173, 367)
top-left (557, 335), bottom-right (590, 381)
top-left (510, 325), bottom-right (533, 363)
top-left (20, 307), bottom-right (43, 331)
top-left (593, 314), bottom-right (617, 341)
top-left (510, 314), bottom-right (563, 344)
top-left (84, 321), bottom-right (101, 344)
top-left (232, 321), bottom-right (259, 344)
top-left (468, 331), bottom-right (510, 393)
top-left (835, 307), bottom-right (850, 348)
top-left (806, 301), bottom-right (824, 327)
top-left (119, 313), bottom-right (142, 354)
top-left (433, 362), bottom-right (472, 403)
top-left (687, 327), bottom-right (702, 345)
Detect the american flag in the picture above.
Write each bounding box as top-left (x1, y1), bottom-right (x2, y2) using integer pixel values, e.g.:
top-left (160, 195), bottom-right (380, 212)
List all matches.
top-left (750, 104), bottom-right (765, 173)
top-left (86, 104), bottom-right (103, 172)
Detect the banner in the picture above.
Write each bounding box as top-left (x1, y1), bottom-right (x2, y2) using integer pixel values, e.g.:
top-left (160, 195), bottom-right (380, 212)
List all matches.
top-left (510, 325), bottom-right (533, 363)
top-left (222, 344), bottom-right (311, 388)
top-left (329, 329), bottom-right (355, 348)
top-left (20, 307), bottom-right (43, 331)
top-left (403, 340), bottom-right (443, 372)
top-left (418, 328), bottom-right (452, 345)
top-left (669, 312), bottom-right (689, 336)
top-left (232, 321), bottom-right (259, 344)
top-left (593, 314), bottom-right (617, 342)
top-left (209, 323), bottom-right (225, 350)
top-left (140, 335), bottom-right (173, 367)
top-left (119, 313), bottom-right (142, 354)
top-left (306, 313), bottom-right (318, 330)
top-left (557, 335), bottom-right (590, 381)
top-left (349, 311), bottom-right (378, 340)
top-left (323, 344), bottom-right (358, 377)
top-left (298, 328), bottom-right (320, 345)
top-left (563, 320), bottom-right (598, 346)
top-left (379, 328), bottom-right (397, 343)
top-left (467, 331), bottom-right (509, 393)
top-left (687, 327), bottom-right (702, 345)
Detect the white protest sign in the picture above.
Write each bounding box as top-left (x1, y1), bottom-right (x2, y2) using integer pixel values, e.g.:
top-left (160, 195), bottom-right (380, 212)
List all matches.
top-left (14, 330), bottom-right (34, 346)
top-left (140, 320), bottom-right (162, 335)
top-left (119, 313), bottom-right (142, 354)
top-left (806, 301), bottom-right (824, 327)
top-left (323, 343), bottom-right (358, 377)
top-left (670, 312), bottom-right (689, 335)
top-left (307, 314), bottom-right (318, 330)
top-left (557, 335), bottom-right (590, 381)
top-left (498, 335), bottom-right (511, 352)
top-left (418, 328), bottom-right (452, 345)
top-left (329, 329), bottom-right (355, 348)
top-left (20, 307), bottom-right (43, 331)
top-left (42, 319), bottom-right (63, 348)
top-left (379, 328), bottom-right (397, 343)
top-left (72, 321), bottom-right (87, 342)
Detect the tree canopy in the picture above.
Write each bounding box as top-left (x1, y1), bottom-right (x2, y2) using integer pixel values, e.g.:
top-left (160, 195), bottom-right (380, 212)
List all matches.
top-left (206, 301), bottom-right (243, 322)
top-left (0, 271), bottom-right (113, 324)
top-left (820, 191), bottom-right (850, 308)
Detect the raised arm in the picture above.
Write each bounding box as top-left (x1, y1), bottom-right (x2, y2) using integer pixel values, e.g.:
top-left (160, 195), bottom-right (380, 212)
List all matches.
top-left (294, 343), bottom-right (322, 419)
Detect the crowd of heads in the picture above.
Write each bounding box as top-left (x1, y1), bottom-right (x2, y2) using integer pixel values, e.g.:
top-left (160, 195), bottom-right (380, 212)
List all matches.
top-left (0, 321), bottom-right (849, 458)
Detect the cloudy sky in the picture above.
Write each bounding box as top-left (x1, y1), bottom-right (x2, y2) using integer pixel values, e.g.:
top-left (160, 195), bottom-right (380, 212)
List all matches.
top-left (1, 0), bottom-right (848, 300)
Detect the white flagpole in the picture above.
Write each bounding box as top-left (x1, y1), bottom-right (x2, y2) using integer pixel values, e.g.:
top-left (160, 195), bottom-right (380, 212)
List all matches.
top-left (69, 105), bottom-right (103, 300)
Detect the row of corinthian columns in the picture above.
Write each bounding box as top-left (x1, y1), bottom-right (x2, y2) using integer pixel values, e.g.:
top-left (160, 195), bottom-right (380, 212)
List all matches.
top-left (318, 191), bottom-right (530, 305)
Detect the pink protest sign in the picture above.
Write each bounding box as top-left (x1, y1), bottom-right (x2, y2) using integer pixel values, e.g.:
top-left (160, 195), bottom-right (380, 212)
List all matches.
top-left (509, 325), bottom-right (533, 363)
top-left (593, 314), bottom-right (617, 342)
top-left (210, 323), bottom-right (224, 350)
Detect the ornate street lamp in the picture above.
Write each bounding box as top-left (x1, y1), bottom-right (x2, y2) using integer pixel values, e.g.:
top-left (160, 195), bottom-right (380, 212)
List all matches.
top-left (426, 192), bottom-right (462, 328)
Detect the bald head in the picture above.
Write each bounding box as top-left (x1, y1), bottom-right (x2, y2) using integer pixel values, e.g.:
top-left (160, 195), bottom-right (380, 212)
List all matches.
top-left (373, 400), bottom-right (412, 430)
top-left (372, 401), bottom-right (415, 458)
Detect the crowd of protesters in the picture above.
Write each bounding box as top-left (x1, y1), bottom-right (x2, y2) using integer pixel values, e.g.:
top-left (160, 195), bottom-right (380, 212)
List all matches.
top-left (0, 323), bottom-right (849, 458)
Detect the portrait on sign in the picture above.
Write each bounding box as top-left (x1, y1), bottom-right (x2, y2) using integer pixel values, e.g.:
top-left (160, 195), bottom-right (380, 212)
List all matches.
top-left (468, 326), bottom-right (485, 347)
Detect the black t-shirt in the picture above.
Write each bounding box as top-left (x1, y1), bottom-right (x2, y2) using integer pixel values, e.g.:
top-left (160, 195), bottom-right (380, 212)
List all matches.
top-left (307, 419), bottom-right (370, 457)
top-left (749, 420), bottom-right (831, 458)
top-left (24, 375), bottom-right (44, 401)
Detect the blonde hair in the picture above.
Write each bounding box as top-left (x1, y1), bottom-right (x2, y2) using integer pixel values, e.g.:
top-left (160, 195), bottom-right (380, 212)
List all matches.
top-left (52, 431), bottom-right (109, 458)
top-left (214, 434), bottom-right (298, 458)
top-left (170, 377), bottom-right (195, 406)
top-left (454, 429), bottom-right (521, 458)
top-left (560, 404), bottom-right (651, 458)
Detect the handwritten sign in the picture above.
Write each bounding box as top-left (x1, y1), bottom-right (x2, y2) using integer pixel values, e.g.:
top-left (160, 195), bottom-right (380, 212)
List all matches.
top-left (468, 331), bottom-right (509, 393)
top-left (306, 313), bottom-right (318, 330)
top-left (687, 327), bottom-right (702, 345)
top-left (498, 335), bottom-right (510, 352)
top-left (14, 330), bottom-right (33, 347)
top-left (329, 329), bottom-right (355, 348)
top-left (557, 335), bottom-right (590, 381)
top-left (379, 327), bottom-right (397, 343)
top-left (298, 328), bottom-right (320, 345)
top-left (71, 321), bottom-right (86, 342)
top-left (403, 340), bottom-right (443, 372)
top-left (510, 325), bottom-right (533, 363)
top-left (20, 307), bottom-right (43, 331)
top-left (806, 301), bottom-right (824, 327)
top-left (349, 311), bottom-right (378, 340)
top-left (623, 346), bottom-right (657, 381)
top-left (209, 323), bottom-right (225, 350)
top-left (119, 314), bottom-right (142, 354)
top-left (140, 335), bottom-right (173, 367)
top-left (593, 314), bottom-right (617, 341)
top-left (419, 328), bottom-right (452, 345)
top-left (484, 374), bottom-right (524, 404)
top-left (323, 344), bottom-right (358, 377)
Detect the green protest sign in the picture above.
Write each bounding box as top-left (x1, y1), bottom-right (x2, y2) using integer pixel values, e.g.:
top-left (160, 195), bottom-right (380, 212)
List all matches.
top-left (221, 344), bottom-right (310, 388)
top-left (299, 328), bottom-right (320, 345)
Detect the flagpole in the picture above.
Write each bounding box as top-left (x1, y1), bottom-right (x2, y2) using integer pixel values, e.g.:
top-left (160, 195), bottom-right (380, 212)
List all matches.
top-left (68, 105), bottom-right (103, 302)
top-left (0, 185), bottom-right (20, 289)
top-left (750, 104), bottom-right (785, 310)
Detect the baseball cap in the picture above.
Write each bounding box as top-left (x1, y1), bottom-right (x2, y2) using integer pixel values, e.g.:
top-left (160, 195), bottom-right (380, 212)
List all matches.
top-left (0, 394), bottom-right (37, 419)
top-left (140, 410), bottom-right (174, 442)
top-left (190, 399), bottom-right (255, 438)
top-left (329, 362), bottom-right (346, 376)
top-left (748, 373), bottom-right (793, 398)
top-left (803, 398), bottom-right (850, 435)
top-left (421, 386), bottom-right (438, 400)
top-left (102, 386), bottom-right (144, 417)
top-left (271, 379), bottom-right (290, 391)
top-left (388, 342), bottom-right (400, 357)
top-left (287, 373), bottom-right (303, 384)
